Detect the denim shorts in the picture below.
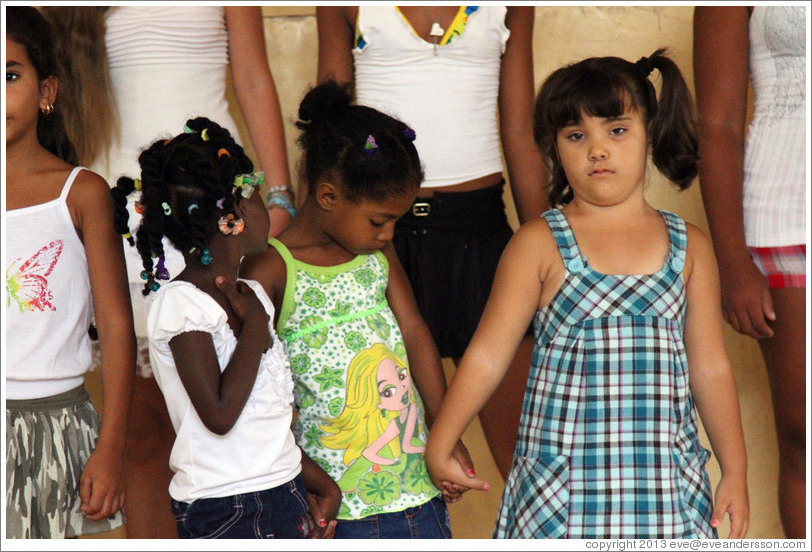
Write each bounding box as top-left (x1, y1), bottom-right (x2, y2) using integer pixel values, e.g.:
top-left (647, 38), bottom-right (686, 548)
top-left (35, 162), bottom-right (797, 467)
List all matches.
top-left (333, 496), bottom-right (451, 539)
top-left (170, 473), bottom-right (309, 539)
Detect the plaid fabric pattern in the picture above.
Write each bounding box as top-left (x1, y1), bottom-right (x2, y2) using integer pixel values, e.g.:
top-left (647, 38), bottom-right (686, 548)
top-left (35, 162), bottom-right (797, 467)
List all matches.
top-left (748, 244), bottom-right (806, 288)
top-left (494, 209), bottom-right (716, 539)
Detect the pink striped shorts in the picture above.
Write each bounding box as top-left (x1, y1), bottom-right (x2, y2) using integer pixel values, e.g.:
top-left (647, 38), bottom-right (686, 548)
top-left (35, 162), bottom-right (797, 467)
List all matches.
top-left (748, 244), bottom-right (806, 288)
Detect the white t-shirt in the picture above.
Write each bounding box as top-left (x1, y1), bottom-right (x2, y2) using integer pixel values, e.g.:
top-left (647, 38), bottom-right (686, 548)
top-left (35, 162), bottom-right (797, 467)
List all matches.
top-left (147, 279), bottom-right (301, 502)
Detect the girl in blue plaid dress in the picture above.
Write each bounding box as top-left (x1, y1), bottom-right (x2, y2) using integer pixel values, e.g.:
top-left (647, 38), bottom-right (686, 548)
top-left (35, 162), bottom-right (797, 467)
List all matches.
top-left (426, 49), bottom-right (750, 539)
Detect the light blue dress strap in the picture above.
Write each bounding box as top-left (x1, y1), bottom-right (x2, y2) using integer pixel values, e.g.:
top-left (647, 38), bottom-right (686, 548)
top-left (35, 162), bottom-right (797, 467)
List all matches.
top-left (541, 209), bottom-right (585, 274)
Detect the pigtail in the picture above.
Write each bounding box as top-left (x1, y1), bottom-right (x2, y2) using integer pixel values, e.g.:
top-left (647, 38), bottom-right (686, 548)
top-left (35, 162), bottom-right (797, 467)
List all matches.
top-left (110, 176), bottom-right (137, 246)
top-left (645, 49), bottom-right (699, 190)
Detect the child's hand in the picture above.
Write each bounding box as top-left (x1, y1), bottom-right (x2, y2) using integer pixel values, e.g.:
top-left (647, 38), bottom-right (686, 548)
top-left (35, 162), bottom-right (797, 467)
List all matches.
top-left (79, 442), bottom-right (126, 521)
top-left (216, 277), bottom-right (271, 348)
top-left (305, 484), bottom-right (341, 539)
top-left (440, 440), bottom-right (477, 503)
top-left (711, 473), bottom-right (750, 538)
top-left (426, 445), bottom-right (490, 496)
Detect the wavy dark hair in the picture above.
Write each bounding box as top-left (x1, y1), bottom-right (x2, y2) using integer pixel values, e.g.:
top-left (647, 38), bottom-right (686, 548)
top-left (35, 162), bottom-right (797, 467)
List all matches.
top-left (110, 117), bottom-right (254, 295)
top-left (6, 7), bottom-right (78, 165)
top-left (533, 48), bottom-right (699, 208)
top-left (295, 80), bottom-right (423, 203)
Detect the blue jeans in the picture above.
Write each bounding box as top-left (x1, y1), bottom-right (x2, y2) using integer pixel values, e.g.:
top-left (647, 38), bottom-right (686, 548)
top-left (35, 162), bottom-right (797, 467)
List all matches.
top-left (334, 496), bottom-right (451, 539)
top-left (171, 473), bottom-right (309, 539)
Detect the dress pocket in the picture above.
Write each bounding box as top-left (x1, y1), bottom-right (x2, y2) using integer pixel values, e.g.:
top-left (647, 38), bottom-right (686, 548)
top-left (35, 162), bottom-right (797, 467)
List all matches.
top-left (675, 446), bottom-right (717, 538)
top-left (501, 455), bottom-right (570, 539)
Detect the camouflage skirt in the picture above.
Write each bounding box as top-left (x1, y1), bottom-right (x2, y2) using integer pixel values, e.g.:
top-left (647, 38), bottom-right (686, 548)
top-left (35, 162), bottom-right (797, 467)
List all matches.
top-left (5, 385), bottom-right (125, 539)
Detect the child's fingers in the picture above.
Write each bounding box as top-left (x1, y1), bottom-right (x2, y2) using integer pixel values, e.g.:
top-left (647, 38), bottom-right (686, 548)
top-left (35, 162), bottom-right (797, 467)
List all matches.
top-left (709, 499), bottom-right (728, 531)
top-left (727, 508), bottom-right (749, 539)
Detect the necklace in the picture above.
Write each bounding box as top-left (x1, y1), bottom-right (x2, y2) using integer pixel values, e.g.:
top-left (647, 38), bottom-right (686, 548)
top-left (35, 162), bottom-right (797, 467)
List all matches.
top-left (419, 7), bottom-right (446, 55)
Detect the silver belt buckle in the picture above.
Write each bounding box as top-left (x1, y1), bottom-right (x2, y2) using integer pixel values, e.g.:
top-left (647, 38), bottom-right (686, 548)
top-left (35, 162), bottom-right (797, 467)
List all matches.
top-left (412, 202), bottom-right (431, 216)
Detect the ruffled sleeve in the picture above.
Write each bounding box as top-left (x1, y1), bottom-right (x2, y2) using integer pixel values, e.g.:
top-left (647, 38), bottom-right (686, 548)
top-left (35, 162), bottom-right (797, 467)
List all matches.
top-left (147, 282), bottom-right (226, 347)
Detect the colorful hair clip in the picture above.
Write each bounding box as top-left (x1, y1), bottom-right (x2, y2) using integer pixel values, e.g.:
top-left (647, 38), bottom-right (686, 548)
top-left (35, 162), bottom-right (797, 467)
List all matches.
top-left (362, 134), bottom-right (379, 155)
top-left (187, 203), bottom-right (199, 215)
top-left (216, 197), bottom-right (226, 210)
top-left (183, 124), bottom-right (194, 134)
top-left (402, 127), bottom-right (416, 142)
top-left (201, 128), bottom-right (210, 142)
top-left (121, 232), bottom-right (134, 246)
top-left (133, 178), bottom-right (142, 191)
top-left (200, 248), bottom-right (212, 266)
top-left (232, 171), bottom-right (265, 199)
top-left (162, 202), bottom-right (172, 216)
top-left (219, 213), bottom-right (245, 235)
top-left (218, 148), bottom-right (230, 158)
top-left (134, 201), bottom-right (145, 215)
top-left (155, 254), bottom-right (170, 280)
top-left (140, 270), bottom-right (150, 281)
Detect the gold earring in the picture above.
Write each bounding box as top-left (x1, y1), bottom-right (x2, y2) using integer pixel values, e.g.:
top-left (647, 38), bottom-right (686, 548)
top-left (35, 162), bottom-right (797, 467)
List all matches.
top-left (41, 102), bottom-right (54, 116)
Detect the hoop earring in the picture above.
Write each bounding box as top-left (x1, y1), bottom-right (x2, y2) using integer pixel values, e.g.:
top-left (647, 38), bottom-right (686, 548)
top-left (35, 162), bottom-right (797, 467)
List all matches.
top-left (40, 102), bottom-right (54, 116)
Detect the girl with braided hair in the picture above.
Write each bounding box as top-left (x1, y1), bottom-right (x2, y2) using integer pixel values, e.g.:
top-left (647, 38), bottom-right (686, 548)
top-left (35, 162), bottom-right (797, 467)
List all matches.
top-left (426, 49), bottom-right (750, 538)
top-left (111, 117), bottom-right (339, 539)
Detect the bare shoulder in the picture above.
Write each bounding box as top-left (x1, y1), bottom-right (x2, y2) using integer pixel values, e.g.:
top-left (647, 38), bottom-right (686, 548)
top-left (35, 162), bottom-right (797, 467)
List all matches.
top-left (684, 221), bottom-right (717, 280)
top-left (241, 242), bottom-right (286, 289)
top-left (66, 168), bottom-right (112, 211)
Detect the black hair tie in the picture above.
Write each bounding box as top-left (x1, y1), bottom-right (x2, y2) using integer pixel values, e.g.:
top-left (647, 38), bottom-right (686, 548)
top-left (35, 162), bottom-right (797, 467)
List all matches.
top-left (635, 56), bottom-right (655, 78)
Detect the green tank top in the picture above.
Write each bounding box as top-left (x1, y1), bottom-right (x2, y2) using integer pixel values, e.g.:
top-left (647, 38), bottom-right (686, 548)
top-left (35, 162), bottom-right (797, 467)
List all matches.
top-left (270, 239), bottom-right (439, 520)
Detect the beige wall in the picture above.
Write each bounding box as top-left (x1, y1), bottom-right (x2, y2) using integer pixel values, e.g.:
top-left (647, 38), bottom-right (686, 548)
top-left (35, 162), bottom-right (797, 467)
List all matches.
top-left (228, 6), bottom-right (784, 539)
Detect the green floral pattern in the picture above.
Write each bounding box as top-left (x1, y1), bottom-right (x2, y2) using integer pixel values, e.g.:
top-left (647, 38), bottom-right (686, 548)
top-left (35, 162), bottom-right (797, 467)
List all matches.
top-left (358, 471), bottom-right (401, 506)
top-left (269, 241), bottom-right (439, 521)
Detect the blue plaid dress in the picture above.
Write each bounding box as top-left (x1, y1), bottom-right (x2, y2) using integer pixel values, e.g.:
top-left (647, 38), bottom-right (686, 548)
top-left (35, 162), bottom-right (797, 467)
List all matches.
top-left (494, 209), bottom-right (717, 539)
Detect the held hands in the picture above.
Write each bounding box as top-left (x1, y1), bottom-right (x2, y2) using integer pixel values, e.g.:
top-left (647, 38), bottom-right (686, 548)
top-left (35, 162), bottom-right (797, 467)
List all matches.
top-left (439, 440), bottom-right (478, 503)
top-left (215, 277), bottom-right (271, 350)
top-left (719, 256), bottom-right (775, 340)
top-left (79, 441), bottom-right (126, 521)
top-left (711, 473), bottom-right (750, 538)
top-left (426, 440), bottom-right (490, 498)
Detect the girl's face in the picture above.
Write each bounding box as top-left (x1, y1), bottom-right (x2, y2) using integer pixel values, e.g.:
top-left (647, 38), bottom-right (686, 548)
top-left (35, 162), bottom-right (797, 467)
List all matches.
top-left (5, 38), bottom-right (53, 148)
top-left (555, 106), bottom-right (649, 208)
top-left (330, 190), bottom-right (416, 255)
top-left (376, 358), bottom-right (411, 413)
top-left (238, 191), bottom-right (271, 256)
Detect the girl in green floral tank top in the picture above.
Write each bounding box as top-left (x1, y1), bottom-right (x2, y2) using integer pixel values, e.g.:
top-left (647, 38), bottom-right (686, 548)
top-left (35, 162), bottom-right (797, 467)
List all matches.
top-left (241, 81), bottom-right (476, 538)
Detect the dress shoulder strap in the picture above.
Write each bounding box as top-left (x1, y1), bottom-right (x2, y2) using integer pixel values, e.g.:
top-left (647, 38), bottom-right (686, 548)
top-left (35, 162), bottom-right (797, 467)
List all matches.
top-left (541, 209), bottom-right (586, 274)
top-left (660, 210), bottom-right (687, 274)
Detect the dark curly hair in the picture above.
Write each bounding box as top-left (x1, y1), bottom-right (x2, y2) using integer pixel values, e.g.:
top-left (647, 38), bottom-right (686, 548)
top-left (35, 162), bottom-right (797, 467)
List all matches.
top-left (533, 48), bottom-right (699, 208)
top-left (295, 80), bottom-right (423, 203)
top-left (6, 6), bottom-right (78, 165)
top-left (111, 117), bottom-right (254, 295)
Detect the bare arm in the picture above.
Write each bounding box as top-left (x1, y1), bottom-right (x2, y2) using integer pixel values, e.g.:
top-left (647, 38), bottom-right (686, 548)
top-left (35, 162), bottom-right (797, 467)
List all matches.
top-left (382, 243), bottom-right (447, 426)
top-left (683, 225), bottom-right (750, 538)
top-left (500, 7), bottom-right (549, 224)
top-left (70, 170), bottom-right (135, 520)
top-left (425, 220), bottom-right (549, 491)
top-left (169, 278), bottom-right (271, 435)
top-left (693, 7), bottom-right (774, 339)
top-left (225, 6), bottom-right (293, 236)
top-left (316, 6), bottom-right (357, 85)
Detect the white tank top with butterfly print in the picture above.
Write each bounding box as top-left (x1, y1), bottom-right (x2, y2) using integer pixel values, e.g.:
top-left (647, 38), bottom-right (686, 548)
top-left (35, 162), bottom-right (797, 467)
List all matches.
top-left (6, 167), bottom-right (93, 399)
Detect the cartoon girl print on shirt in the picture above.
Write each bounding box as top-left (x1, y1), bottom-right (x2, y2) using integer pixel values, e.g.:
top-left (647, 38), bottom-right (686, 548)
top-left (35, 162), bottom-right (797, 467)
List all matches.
top-left (320, 343), bottom-right (429, 501)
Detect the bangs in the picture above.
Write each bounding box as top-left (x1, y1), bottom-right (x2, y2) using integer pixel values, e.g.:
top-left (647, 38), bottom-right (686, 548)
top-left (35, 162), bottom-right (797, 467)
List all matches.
top-left (546, 69), bottom-right (640, 130)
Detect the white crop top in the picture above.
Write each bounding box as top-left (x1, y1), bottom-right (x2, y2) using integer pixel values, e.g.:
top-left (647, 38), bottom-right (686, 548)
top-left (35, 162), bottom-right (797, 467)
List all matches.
top-left (743, 6), bottom-right (806, 247)
top-left (6, 168), bottom-right (92, 399)
top-left (353, 6), bottom-right (509, 188)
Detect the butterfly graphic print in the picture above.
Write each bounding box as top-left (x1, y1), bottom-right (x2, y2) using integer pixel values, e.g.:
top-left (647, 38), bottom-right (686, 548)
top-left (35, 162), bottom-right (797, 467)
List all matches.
top-left (6, 240), bottom-right (64, 313)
